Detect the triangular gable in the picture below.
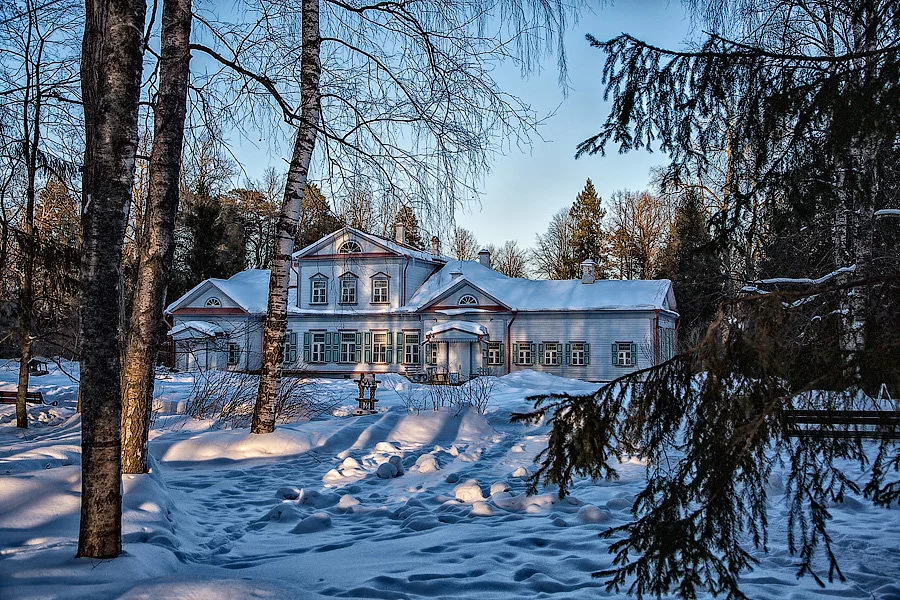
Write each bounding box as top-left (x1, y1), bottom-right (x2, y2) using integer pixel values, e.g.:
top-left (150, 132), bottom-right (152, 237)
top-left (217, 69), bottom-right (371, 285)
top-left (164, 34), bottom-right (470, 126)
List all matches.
top-left (293, 227), bottom-right (399, 259)
top-left (418, 278), bottom-right (512, 312)
top-left (165, 279), bottom-right (245, 313)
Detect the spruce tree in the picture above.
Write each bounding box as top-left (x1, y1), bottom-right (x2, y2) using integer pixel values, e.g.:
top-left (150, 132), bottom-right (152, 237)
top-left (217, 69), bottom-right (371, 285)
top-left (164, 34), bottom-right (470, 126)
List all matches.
top-left (569, 178), bottom-right (610, 277)
top-left (393, 205), bottom-right (425, 249)
top-left (297, 184), bottom-right (341, 249)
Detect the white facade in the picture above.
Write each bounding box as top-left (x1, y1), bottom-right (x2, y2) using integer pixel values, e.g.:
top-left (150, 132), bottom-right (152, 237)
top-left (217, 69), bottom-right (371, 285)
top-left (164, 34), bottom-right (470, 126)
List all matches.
top-left (166, 227), bottom-right (678, 382)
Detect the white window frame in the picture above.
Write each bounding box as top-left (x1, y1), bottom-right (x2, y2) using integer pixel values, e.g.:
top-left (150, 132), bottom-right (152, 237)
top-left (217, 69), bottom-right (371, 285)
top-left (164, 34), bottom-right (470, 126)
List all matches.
top-left (338, 240), bottom-right (362, 253)
top-left (404, 332), bottom-right (420, 365)
top-left (311, 332), bottom-right (326, 363)
top-left (205, 297), bottom-right (221, 307)
top-left (311, 278), bottom-right (327, 304)
top-left (543, 342), bottom-right (560, 366)
top-left (372, 332), bottom-right (388, 364)
top-left (340, 332), bottom-right (358, 363)
top-left (372, 278), bottom-right (389, 304)
top-left (616, 341), bottom-right (634, 367)
top-left (340, 276), bottom-right (357, 304)
top-left (570, 342), bottom-right (586, 366)
top-left (458, 294), bottom-right (478, 306)
top-left (487, 341), bottom-right (502, 365)
top-left (517, 341), bottom-right (532, 365)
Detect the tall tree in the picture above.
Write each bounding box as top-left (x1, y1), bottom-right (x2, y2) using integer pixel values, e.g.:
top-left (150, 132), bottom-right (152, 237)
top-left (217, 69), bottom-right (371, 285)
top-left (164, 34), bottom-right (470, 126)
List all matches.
top-left (121, 0), bottom-right (193, 475)
top-left (451, 226), bottom-right (480, 261)
top-left (569, 178), bottom-right (610, 278)
top-left (532, 208), bottom-right (577, 280)
top-left (297, 183), bottom-right (341, 249)
top-left (394, 205), bottom-right (424, 249)
top-left (607, 189), bottom-right (672, 279)
top-left (490, 240), bottom-right (530, 278)
top-left (78, 0), bottom-right (146, 559)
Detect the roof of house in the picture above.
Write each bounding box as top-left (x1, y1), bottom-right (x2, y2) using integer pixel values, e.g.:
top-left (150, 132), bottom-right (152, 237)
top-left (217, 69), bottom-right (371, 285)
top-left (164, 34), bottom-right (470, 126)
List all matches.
top-left (406, 260), bottom-right (676, 313)
top-left (166, 269), bottom-right (298, 315)
top-left (168, 320), bottom-right (226, 338)
top-left (425, 320), bottom-right (489, 338)
top-left (293, 226), bottom-right (450, 263)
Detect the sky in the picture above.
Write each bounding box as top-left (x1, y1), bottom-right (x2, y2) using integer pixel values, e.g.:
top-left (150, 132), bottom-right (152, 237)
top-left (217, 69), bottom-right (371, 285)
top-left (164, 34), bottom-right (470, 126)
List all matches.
top-left (228, 0), bottom-right (698, 249)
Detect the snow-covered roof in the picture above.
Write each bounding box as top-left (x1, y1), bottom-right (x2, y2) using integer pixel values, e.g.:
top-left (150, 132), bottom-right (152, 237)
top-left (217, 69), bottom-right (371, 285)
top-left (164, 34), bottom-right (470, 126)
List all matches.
top-left (168, 320), bottom-right (225, 338)
top-left (293, 226), bottom-right (450, 263)
top-left (406, 260), bottom-right (676, 313)
top-left (166, 269), bottom-right (292, 315)
top-left (425, 320), bottom-right (489, 338)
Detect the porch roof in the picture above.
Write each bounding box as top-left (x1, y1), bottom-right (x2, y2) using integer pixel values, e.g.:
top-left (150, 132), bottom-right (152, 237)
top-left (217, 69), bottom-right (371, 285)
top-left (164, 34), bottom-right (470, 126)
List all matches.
top-left (424, 320), bottom-right (488, 342)
top-left (168, 320), bottom-right (225, 340)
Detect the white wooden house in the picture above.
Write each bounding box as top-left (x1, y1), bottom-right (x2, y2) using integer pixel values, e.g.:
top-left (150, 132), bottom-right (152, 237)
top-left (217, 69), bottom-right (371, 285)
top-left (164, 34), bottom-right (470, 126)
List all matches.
top-left (165, 226), bottom-right (678, 382)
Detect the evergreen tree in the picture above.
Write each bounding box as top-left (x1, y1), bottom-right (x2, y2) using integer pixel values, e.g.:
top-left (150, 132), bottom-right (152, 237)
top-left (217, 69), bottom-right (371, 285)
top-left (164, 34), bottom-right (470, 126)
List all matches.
top-left (393, 205), bottom-right (424, 249)
top-left (297, 184), bottom-right (341, 249)
top-left (655, 191), bottom-right (724, 343)
top-left (569, 178), bottom-right (610, 277)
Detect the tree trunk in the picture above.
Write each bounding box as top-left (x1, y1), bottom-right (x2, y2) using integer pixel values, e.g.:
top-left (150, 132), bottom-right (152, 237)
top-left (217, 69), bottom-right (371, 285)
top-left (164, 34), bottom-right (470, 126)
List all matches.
top-left (251, 0), bottom-right (321, 434)
top-left (121, 0), bottom-right (192, 475)
top-left (77, 0), bottom-right (146, 559)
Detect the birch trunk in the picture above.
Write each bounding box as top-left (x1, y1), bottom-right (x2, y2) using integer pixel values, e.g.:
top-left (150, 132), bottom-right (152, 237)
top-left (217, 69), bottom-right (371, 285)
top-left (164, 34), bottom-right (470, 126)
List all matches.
top-left (121, 0), bottom-right (192, 475)
top-left (77, 0), bottom-right (146, 559)
top-left (251, 0), bottom-right (321, 434)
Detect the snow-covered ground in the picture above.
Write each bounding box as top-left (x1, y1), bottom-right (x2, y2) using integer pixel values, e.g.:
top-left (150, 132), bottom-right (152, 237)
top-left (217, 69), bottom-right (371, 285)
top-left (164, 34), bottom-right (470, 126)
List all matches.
top-left (1, 360), bottom-right (899, 599)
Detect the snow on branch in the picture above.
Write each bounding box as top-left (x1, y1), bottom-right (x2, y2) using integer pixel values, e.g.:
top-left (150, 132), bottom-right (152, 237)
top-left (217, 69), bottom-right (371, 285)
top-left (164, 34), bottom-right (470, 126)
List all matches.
top-left (753, 265), bottom-right (857, 287)
top-left (874, 209), bottom-right (900, 217)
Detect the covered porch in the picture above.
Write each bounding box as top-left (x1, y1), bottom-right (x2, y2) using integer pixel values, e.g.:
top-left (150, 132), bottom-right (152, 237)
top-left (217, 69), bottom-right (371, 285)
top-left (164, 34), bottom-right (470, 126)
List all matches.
top-left (418, 320), bottom-right (489, 384)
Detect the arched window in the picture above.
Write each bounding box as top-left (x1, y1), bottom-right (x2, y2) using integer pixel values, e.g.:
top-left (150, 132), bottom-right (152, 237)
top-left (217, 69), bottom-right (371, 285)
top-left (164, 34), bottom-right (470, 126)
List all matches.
top-left (458, 294), bottom-right (478, 306)
top-left (205, 297), bottom-right (222, 307)
top-left (338, 240), bottom-right (362, 254)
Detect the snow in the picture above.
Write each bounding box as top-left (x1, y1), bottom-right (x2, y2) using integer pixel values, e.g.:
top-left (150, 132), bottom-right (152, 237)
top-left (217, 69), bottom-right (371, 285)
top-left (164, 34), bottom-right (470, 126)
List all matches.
top-left (424, 320), bottom-right (489, 338)
top-left (752, 265), bottom-right (857, 287)
top-left (874, 208), bottom-right (900, 217)
top-left (406, 259), bottom-right (676, 312)
top-left (2, 360), bottom-right (900, 599)
top-left (167, 320), bottom-right (225, 339)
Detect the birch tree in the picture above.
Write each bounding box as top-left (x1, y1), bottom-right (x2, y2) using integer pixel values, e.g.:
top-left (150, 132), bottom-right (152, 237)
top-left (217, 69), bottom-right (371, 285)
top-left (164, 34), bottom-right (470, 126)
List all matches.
top-left (120, 0), bottom-right (193, 475)
top-left (186, 0), bottom-right (576, 434)
top-left (77, 0), bottom-right (146, 558)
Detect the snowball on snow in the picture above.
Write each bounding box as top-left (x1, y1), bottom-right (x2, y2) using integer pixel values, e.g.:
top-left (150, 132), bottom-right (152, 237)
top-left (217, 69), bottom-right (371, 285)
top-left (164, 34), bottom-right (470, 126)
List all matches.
top-left (490, 481), bottom-right (510, 496)
top-left (511, 467), bottom-right (531, 479)
top-left (576, 505), bottom-right (610, 523)
top-left (413, 455), bottom-right (440, 473)
top-left (290, 512), bottom-right (332, 534)
top-left (388, 455), bottom-right (404, 476)
top-left (471, 501), bottom-right (493, 517)
top-left (454, 479), bottom-right (486, 503)
top-left (374, 441), bottom-right (400, 454)
top-left (376, 462), bottom-right (398, 479)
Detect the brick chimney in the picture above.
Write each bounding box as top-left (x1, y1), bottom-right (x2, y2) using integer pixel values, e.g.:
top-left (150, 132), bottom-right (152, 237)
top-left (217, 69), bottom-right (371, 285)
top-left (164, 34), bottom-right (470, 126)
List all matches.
top-left (478, 248), bottom-right (491, 268)
top-left (431, 236), bottom-right (440, 255)
top-left (580, 259), bottom-right (596, 284)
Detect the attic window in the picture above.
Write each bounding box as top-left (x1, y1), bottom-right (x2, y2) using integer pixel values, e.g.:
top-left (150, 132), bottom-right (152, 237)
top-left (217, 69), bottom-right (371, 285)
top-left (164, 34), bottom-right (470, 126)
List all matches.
top-left (458, 294), bottom-right (478, 306)
top-left (205, 297), bottom-right (222, 307)
top-left (338, 240), bottom-right (362, 254)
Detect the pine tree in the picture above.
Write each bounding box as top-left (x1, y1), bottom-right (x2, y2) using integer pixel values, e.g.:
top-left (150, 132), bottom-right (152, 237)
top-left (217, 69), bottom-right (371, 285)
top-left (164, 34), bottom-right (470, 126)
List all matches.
top-left (569, 178), bottom-right (610, 277)
top-left (655, 191), bottom-right (724, 343)
top-left (393, 205), bottom-right (424, 249)
top-left (297, 184), bottom-right (341, 249)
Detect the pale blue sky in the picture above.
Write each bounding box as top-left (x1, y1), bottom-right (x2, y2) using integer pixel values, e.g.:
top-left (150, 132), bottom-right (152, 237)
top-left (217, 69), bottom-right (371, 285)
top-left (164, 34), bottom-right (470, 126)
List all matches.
top-left (227, 1), bottom-right (696, 248)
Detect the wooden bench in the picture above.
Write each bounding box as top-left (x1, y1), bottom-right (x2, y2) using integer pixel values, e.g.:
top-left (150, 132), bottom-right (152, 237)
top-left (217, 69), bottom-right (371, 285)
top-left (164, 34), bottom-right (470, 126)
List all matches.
top-left (785, 409), bottom-right (900, 440)
top-left (0, 390), bottom-right (56, 406)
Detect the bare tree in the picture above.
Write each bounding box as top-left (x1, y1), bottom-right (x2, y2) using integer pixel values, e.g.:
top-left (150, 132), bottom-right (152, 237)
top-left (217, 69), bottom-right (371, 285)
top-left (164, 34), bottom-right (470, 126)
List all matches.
top-left (490, 240), bottom-right (530, 278)
top-left (532, 208), bottom-right (577, 279)
top-left (121, 0), bottom-right (193, 475)
top-left (607, 189), bottom-right (673, 279)
top-left (451, 226), bottom-right (480, 261)
top-left (183, 0), bottom-right (577, 433)
top-left (77, 0), bottom-right (146, 559)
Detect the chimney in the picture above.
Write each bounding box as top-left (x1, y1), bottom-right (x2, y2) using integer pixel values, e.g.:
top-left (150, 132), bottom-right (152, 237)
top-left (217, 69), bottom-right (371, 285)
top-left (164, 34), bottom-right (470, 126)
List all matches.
top-left (395, 222), bottom-right (406, 245)
top-left (431, 236), bottom-right (440, 255)
top-left (478, 248), bottom-right (491, 268)
top-left (580, 259), bottom-right (596, 284)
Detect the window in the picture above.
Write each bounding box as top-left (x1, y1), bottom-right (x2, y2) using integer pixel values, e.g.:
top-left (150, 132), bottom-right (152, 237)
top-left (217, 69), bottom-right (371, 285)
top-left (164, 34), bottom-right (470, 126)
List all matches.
top-left (458, 294), bottom-right (478, 306)
top-left (283, 331), bottom-right (298, 363)
top-left (613, 341), bottom-right (636, 367)
top-left (340, 275), bottom-right (357, 304)
top-left (310, 278), bottom-right (327, 304)
top-left (372, 278), bottom-right (389, 303)
top-left (517, 341), bottom-right (533, 365)
top-left (569, 342), bottom-right (588, 366)
top-left (487, 341), bottom-right (503, 365)
top-left (404, 333), bottom-right (420, 365)
top-left (338, 240), bottom-right (362, 254)
top-left (372, 332), bottom-right (388, 363)
top-left (426, 342), bottom-right (438, 365)
top-left (543, 342), bottom-right (560, 366)
top-left (228, 343), bottom-right (240, 366)
top-left (340, 332), bottom-right (358, 363)
top-left (205, 297), bottom-right (221, 307)
top-left (311, 332), bottom-right (326, 363)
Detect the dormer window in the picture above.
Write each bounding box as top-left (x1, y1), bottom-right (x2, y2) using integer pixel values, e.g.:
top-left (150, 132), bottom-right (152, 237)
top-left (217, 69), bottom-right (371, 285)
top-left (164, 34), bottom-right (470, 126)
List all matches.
top-left (458, 294), bottom-right (478, 306)
top-left (340, 273), bottom-right (358, 304)
top-left (338, 240), bottom-right (362, 254)
top-left (310, 275), bottom-right (328, 304)
top-left (205, 297), bottom-right (222, 307)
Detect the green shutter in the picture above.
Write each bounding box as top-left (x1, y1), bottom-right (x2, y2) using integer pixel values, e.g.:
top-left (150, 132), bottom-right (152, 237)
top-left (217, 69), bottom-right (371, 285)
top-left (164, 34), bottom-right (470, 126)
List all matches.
top-left (499, 343), bottom-right (505, 365)
top-left (584, 343), bottom-right (591, 365)
top-left (324, 332), bottom-right (332, 363)
top-left (530, 343), bottom-right (536, 365)
top-left (397, 332), bottom-right (405, 364)
top-left (538, 343), bottom-right (545, 365)
top-left (386, 332), bottom-right (394, 364)
top-left (364, 332), bottom-right (372, 363)
top-left (303, 332), bottom-right (311, 362)
top-left (630, 343), bottom-right (638, 366)
top-left (482, 343), bottom-right (489, 365)
top-left (565, 343), bottom-right (571, 365)
top-left (611, 343), bottom-right (618, 366)
top-left (512, 343), bottom-right (518, 365)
